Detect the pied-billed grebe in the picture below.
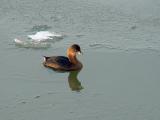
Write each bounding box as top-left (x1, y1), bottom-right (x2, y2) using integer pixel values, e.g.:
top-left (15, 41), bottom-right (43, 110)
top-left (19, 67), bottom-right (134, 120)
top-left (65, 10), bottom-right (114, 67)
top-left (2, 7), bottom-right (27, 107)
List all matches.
top-left (43, 44), bottom-right (83, 71)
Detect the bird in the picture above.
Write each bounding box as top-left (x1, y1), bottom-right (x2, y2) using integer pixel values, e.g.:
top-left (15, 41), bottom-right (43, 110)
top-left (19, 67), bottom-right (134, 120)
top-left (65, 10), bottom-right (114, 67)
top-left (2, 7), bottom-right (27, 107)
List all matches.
top-left (43, 44), bottom-right (83, 71)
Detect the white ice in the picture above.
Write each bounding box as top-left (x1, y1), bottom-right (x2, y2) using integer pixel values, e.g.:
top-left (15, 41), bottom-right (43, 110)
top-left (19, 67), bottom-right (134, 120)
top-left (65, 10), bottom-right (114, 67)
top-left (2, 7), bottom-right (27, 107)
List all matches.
top-left (28, 31), bottom-right (62, 41)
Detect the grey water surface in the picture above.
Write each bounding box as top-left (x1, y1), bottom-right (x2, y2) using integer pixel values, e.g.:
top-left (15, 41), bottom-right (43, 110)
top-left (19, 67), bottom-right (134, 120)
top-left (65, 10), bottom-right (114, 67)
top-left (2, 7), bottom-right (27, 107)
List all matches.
top-left (0, 0), bottom-right (160, 120)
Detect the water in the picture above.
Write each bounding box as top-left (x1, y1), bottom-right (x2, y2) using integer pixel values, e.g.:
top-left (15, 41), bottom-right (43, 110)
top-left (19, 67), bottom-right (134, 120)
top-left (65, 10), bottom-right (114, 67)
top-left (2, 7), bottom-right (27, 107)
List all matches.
top-left (0, 0), bottom-right (160, 119)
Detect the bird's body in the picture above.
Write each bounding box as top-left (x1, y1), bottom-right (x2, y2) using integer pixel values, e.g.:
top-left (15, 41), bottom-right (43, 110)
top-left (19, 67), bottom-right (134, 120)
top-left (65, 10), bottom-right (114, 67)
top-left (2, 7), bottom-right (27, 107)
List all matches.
top-left (43, 44), bottom-right (83, 71)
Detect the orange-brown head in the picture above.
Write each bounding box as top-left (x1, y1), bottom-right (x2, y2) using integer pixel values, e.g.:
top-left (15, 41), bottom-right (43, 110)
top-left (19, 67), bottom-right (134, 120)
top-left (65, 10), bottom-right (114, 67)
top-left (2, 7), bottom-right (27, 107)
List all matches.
top-left (67, 44), bottom-right (82, 64)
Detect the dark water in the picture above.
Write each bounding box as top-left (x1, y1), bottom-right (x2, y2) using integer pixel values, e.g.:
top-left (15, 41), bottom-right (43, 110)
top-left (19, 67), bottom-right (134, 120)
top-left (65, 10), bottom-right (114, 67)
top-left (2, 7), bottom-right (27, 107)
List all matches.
top-left (0, 0), bottom-right (160, 119)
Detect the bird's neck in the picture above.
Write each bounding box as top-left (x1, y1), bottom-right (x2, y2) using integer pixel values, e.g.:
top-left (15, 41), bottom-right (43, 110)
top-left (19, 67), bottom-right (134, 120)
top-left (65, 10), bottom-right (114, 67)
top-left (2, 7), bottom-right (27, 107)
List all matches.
top-left (67, 48), bottom-right (79, 64)
top-left (68, 54), bottom-right (78, 64)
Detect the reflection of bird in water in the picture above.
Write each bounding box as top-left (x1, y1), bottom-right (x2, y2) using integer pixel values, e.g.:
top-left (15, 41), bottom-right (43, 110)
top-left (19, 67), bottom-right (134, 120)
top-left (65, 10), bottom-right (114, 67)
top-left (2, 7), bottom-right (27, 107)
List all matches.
top-left (68, 70), bottom-right (83, 92)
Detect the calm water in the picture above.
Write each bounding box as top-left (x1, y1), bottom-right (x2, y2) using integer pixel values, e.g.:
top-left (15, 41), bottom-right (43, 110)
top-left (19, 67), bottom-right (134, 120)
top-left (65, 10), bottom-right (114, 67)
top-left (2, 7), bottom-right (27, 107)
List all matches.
top-left (0, 0), bottom-right (160, 119)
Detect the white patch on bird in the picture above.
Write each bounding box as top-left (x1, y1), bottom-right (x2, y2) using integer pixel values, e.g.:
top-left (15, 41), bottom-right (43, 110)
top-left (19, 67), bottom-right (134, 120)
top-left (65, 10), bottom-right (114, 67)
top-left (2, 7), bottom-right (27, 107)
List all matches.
top-left (43, 57), bottom-right (46, 62)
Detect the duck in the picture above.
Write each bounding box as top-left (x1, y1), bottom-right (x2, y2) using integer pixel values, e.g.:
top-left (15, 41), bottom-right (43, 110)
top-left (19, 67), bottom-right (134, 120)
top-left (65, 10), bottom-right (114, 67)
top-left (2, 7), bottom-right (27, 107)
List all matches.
top-left (43, 44), bottom-right (83, 71)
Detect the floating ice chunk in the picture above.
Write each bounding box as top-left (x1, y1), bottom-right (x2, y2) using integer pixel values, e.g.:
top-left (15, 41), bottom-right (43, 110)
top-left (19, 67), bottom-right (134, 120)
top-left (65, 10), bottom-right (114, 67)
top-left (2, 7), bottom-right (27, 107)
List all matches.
top-left (14, 38), bottom-right (51, 49)
top-left (28, 31), bottom-right (62, 41)
top-left (14, 38), bottom-right (24, 44)
top-left (14, 31), bottom-right (63, 49)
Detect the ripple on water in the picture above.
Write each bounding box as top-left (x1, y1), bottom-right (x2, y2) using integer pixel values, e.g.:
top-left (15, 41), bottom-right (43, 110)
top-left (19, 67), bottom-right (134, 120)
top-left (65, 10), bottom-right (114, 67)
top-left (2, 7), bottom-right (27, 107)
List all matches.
top-left (89, 43), bottom-right (160, 54)
top-left (27, 25), bottom-right (52, 32)
top-left (89, 43), bottom-right (122, 51)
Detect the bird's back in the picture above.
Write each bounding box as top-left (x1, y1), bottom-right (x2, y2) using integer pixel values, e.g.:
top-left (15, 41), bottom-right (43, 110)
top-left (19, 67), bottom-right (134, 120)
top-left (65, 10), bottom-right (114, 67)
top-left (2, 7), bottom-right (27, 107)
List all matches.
top-left (44, 56), bottom-right (72, 70)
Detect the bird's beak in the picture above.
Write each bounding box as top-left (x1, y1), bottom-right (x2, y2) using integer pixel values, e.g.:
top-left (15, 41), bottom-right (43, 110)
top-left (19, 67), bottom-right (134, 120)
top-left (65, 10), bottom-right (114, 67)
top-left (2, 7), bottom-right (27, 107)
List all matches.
top-left (77, 51), bottom-right (83, 55)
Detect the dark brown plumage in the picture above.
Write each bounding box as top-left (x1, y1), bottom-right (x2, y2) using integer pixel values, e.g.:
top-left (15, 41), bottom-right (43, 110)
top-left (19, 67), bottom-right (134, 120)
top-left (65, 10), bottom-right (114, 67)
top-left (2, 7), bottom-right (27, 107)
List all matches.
top-left (43, 44), bottom-right (83, 71)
